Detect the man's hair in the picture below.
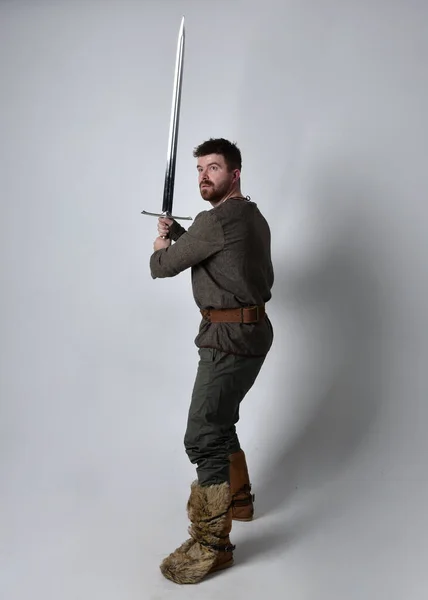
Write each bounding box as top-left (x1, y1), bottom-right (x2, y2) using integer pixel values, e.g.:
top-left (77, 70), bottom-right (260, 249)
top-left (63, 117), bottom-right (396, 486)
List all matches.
top-left (193, 138), bottom-right (242, 172)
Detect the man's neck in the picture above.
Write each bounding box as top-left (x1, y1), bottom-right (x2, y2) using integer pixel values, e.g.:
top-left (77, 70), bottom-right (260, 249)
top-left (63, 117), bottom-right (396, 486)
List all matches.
top-left (210, 188), bottom-right (245, 208)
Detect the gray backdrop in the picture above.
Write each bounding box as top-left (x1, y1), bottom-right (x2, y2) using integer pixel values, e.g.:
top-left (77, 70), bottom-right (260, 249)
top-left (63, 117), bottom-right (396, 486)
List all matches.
top-left (1, 1), bottom-right (427, 598)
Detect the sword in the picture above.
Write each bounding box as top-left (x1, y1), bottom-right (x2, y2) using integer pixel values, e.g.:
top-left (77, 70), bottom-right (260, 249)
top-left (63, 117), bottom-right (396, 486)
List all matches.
top-left (141, 16), bottom-right (192, 226)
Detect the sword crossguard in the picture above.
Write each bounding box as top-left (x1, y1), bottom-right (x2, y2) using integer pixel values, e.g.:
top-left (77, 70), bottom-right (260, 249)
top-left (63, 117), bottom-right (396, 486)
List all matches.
top-left (141, 209), bottom-right (193, 239)
top-left (141, 210), bottom-right (193, 220)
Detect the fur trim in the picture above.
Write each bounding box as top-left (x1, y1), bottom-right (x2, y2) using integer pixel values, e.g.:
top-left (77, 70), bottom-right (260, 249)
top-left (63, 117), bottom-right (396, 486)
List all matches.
top-left (160, 481), bottom-right (233, 584)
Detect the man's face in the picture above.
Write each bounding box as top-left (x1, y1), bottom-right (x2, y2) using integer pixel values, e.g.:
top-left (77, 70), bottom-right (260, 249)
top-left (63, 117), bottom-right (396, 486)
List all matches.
top-left (196, 154), bottom-right (238, 202)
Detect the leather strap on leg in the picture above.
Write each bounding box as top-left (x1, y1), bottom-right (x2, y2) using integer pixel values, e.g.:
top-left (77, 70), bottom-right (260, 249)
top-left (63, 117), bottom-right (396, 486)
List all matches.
top-left (232, 484), bottom-right (255, 506)
top-left (198, 540), bottom-right (236, 552)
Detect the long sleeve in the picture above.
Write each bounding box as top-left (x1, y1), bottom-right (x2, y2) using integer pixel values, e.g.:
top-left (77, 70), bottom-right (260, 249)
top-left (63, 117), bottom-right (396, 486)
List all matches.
top-left (169, 220), bottom-right (187, 241)
top-left (150, 210), bottom-right (224, 279)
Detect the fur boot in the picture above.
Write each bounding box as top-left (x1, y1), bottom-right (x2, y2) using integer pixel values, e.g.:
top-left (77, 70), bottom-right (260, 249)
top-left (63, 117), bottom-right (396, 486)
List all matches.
top-left (160, 481), bottom-right (235, 584)
top-left (229, 449), bottom-right (255, 521)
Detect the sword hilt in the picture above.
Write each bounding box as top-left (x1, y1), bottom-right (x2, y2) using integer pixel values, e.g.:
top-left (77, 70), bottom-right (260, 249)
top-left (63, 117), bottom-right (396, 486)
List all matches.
top-left (141, 209), bottom-right (193, 239)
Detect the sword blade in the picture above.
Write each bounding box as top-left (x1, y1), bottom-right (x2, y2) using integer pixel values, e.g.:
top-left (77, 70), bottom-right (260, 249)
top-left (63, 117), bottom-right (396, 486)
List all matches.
top-left (141, 17), bottom-right (192, 223)
top-left (162, 16), bottom-right (185, 214)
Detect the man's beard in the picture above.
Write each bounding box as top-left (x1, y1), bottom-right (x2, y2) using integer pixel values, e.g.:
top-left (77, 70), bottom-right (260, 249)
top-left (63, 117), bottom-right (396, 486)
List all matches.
top-left (199, 181), bottom-right (229, 202)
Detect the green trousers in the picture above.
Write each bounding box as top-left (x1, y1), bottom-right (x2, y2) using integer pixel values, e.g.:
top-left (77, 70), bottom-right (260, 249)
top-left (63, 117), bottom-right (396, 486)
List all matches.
top-left (184, 347), bottom-right (266, 486)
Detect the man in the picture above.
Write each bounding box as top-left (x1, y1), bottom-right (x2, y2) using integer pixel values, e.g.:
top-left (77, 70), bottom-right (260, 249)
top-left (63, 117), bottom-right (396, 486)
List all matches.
top-left (150, 138), bottom-right (274, 584)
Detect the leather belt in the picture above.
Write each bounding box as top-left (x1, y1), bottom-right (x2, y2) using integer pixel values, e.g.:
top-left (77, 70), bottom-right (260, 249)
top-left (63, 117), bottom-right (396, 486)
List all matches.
top-left (200, 305), bottom-right (265, 323)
